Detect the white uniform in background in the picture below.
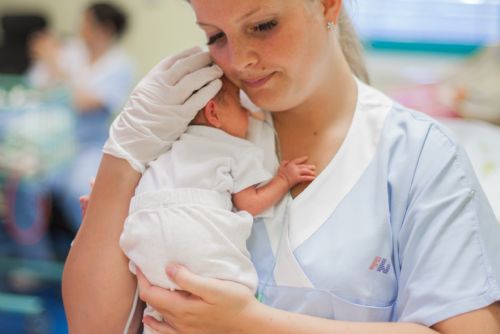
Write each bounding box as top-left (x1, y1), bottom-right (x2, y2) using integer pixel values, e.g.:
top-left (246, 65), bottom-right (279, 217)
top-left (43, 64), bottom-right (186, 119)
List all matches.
top-left (27, 39), bottom-right (134, 231)
top-left (119, 125), bottom-right (272, 331)
top-left (28, 38), bottom-right (134, 114)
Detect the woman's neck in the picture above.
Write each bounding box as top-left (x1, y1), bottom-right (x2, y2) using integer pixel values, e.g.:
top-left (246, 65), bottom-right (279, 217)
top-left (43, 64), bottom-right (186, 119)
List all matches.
top-left (272, 53), bottom-right (358, 143)
top-left (272, 51), bottom-right (359, 198)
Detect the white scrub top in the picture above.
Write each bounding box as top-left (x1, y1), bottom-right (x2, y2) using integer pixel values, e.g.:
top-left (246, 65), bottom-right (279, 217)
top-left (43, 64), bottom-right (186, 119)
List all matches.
top-left (29, 39), bottom-right (134, 146)
top-left (246, 78), bottom-right (500, 326)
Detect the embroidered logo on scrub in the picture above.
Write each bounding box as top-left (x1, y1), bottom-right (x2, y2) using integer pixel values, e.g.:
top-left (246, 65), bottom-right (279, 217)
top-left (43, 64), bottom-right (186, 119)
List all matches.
top-left (369, 256), bottom-right (391, 274)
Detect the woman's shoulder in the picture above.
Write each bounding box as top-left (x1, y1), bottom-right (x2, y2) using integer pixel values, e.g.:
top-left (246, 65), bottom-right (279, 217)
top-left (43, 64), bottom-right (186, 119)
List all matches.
top-left (355, 80), bottom-right (463, 167)
top-left (363, 82), bottom-right (463, 157)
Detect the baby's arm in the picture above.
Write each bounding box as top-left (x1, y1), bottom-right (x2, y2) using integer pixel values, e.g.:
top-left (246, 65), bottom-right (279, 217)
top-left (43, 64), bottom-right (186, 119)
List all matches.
top-left (232, 156), bottom-right (315, 216)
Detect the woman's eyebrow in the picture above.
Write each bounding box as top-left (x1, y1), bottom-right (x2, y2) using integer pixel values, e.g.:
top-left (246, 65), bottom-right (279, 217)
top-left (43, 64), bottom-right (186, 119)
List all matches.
top-left (236, 8), bottom-right (262, 22)
top-left (197, 7), bottom-right (262, 27)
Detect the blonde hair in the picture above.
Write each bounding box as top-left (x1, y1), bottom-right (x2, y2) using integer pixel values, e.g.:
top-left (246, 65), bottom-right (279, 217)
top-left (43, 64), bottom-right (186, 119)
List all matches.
top-left (337, 6), bottom-right (370, 84)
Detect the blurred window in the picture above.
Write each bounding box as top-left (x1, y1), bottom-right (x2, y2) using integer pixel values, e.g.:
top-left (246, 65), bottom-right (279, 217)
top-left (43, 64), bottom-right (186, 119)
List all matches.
top-left (350, 0), bottom-right (500, 45)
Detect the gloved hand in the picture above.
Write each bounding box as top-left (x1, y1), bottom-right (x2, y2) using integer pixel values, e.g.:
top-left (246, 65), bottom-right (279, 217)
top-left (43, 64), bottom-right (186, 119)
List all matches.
top-left (103, 46), bottom-right (223, 173)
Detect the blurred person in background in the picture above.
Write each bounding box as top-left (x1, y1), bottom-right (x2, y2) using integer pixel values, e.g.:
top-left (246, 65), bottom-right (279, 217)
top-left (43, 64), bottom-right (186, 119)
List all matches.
top-left (446, 44), bottom-right (500, 125)
top-left (27, 1), bottom-right (134, 232)
top-left (390, 44), bottom-right (500, 125)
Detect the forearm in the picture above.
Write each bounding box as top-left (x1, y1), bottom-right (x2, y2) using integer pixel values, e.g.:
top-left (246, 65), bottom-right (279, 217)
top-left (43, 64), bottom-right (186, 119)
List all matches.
top-left (242, 302), bottom-right (438, 334)
top-left (62, 154), bottom-right (141, 333)
top-left (235, 176), bottom-right (289, 216)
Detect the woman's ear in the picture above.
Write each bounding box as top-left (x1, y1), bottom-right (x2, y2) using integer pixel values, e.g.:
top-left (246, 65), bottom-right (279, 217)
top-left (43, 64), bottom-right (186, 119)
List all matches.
top-left (204, 100), bottom-right (222, 128)
top-left (321, 0), bottom-right (342, 25)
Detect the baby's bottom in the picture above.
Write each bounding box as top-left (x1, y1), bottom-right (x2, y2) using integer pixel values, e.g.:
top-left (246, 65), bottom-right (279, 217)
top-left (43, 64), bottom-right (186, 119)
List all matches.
top-left (119, 189), bottom-right (258, 332)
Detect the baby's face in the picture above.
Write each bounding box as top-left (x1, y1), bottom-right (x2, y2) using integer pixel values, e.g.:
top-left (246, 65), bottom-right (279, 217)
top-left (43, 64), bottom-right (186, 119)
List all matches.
top-left (216, 78), bottom-right (250, 139)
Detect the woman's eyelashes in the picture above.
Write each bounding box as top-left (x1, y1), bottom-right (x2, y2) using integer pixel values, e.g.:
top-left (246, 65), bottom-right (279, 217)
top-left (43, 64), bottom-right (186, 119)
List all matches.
top-left (206, 20), bottom-right (278, 46)
top-left (252, 19), bottom-right (278, 32)
top-left (207, 32), bottom-right (225, 45)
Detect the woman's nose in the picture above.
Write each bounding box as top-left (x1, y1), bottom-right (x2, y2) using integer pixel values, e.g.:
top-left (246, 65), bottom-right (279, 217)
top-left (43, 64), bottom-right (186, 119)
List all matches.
top-left (227, 39), bottom-right (258, 71)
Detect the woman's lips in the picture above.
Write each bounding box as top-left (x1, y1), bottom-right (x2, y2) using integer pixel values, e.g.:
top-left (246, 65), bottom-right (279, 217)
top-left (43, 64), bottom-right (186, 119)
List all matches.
top-left (241, 72), bottom-right (275, 89)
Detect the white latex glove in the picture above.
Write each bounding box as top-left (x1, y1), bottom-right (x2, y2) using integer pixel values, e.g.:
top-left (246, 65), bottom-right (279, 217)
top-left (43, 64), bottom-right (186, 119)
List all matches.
top-left (103, 46), bottom-right (223, 173)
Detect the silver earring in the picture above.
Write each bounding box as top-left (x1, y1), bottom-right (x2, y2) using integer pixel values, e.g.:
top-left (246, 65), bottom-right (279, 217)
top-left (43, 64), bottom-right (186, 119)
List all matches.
top-left (327, 21), bottom-right (335, 31)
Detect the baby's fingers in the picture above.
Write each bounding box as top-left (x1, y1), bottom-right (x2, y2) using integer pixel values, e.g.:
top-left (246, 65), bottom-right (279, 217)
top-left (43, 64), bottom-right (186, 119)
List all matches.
top-left (300, 167), bottom-right (316, 176)
top-left (292, 156), bottom-right (308, 164)
top-left (298, 175), bottom-right (316, 183)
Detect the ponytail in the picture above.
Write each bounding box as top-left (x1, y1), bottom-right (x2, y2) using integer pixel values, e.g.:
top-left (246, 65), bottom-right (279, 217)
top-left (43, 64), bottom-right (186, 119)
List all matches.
top-left (337, 7), bottom-right (370, 84)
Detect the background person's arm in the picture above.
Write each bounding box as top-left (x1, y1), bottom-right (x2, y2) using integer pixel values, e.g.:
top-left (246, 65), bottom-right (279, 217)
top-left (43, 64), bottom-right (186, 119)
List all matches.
top-left (62, 154), bottom-right (141, 332)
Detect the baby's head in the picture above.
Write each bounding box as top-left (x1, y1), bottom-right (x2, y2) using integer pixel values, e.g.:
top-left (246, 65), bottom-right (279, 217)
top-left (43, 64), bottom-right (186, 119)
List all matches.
top-left (191, 76), bottom-right (250, 139)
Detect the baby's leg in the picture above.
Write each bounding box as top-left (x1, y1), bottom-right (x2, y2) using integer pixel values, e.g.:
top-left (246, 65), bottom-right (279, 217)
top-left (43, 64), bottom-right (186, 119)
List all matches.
top-left (120, 204), bottom-right (258, 293)
top-left (120, 207), bottom-right (179, 290)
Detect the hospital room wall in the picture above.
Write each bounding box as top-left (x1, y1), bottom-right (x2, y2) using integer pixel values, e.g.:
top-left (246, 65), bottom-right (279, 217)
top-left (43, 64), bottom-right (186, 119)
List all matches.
top-left (0, 0), bottom-right (204, 77)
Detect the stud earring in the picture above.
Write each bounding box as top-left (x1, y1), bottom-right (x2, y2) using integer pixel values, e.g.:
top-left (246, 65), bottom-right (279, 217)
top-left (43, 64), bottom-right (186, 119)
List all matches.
top-left (327, 21), bottom-right (335, 31)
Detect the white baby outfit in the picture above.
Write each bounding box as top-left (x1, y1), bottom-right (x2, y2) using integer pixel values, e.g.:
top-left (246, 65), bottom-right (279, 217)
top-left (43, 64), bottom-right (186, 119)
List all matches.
top-left (119, 125), bottom-right (272, 330)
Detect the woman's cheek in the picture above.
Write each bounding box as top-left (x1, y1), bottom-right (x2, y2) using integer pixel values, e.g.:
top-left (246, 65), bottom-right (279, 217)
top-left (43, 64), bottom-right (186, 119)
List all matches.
top-left (209, 47), bottom-right (229, 72)
top-left (210, 48), bottom-right (241, 89)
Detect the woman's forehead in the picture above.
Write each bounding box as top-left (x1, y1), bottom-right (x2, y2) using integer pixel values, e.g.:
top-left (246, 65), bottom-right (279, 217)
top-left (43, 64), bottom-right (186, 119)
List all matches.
top-left (191, 0), bottom-right (291, 25)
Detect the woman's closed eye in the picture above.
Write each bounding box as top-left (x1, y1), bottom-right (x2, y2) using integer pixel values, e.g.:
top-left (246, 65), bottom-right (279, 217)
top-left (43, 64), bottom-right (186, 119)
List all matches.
top-left (207, 32), bottom-right (225, 46)
top-left (252, 19), bottom-right (278, 33)
top-left (206, 20), bottom-right (279, 46)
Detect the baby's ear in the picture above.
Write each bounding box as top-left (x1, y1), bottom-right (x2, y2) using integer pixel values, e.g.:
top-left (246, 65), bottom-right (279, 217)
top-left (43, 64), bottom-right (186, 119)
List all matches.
top-left (204, 100), bottom-right (222, 128)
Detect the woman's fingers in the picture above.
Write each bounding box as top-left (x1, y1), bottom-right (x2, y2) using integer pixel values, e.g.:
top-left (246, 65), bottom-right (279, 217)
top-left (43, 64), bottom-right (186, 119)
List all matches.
top-left (136, 269), bottom-right (175, 315)
top-left (166, 265), bottom-right (218, 302)
top-left (136, 268), bottom-right (192, 317)
top-left (143, 315), bottom-right (177, 334)
top-left (173, 65), bottom-right (223, 105)
top-left (79, 177), bottom-right (95, 218)
top-left (150, 46), bottom-right (202, 75)
top-left (165, 51), bottom-right (215, 86)
top-left (184, 78), bottom-right (223, 112)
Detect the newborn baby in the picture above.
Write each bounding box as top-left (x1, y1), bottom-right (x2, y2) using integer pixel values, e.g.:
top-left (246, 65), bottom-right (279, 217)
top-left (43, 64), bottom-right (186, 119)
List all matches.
top-left (119, 77), bottom-right (316, 331)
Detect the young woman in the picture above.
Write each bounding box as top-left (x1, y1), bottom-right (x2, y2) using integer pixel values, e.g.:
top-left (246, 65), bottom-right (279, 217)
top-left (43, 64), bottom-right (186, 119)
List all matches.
top-left (62, 0), bottom-right (500, 333)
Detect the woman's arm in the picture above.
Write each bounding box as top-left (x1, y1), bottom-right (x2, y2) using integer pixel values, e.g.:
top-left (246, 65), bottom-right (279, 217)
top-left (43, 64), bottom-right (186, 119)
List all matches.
top-left (62, 47), bottom-right (223, 332)
top-left (245, 301), bottom-right (500, 334)
top-left (62, 154), bottom-right (141, 332)
top-left (138, 265), bottom-right (500, 334)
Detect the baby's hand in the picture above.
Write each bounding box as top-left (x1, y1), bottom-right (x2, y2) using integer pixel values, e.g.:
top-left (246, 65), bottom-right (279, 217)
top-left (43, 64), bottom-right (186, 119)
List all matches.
top-left (278, 156), bottom-right (316, 188)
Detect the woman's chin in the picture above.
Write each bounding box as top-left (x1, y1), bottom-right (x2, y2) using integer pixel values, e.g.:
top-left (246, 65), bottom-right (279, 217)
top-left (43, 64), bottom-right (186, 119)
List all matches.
top-left (244, 90), bottom-right (290, 112)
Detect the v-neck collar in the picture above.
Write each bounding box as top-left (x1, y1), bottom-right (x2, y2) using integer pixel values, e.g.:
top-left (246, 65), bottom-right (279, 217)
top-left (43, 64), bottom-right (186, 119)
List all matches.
top-left (245, 79), bottom-right (393, 255)
top-left (286, 78), bottom-right (393, 250)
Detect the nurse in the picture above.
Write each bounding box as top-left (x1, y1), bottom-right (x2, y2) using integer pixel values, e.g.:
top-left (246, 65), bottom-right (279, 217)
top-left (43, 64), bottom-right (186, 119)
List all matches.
top-left (28, 2), bottom-right (134, 230)
top-left (63, 0), bottom-right (500, 333)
